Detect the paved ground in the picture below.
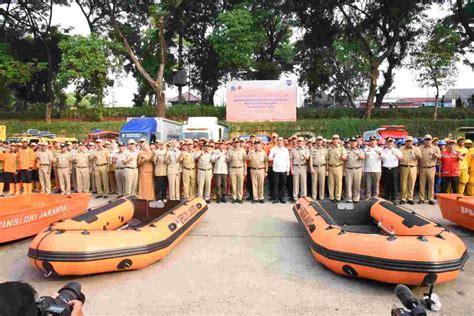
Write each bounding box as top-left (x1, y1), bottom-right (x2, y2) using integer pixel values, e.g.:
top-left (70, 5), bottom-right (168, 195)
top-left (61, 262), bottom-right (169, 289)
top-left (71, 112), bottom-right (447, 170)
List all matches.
top-left (0, 196), bottom-right (472, 315)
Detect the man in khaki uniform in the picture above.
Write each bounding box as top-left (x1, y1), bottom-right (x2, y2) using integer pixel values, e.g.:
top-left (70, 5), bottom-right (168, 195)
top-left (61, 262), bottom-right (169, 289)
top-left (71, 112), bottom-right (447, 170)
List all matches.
top-left (327, 135), bottom-right (347, 202)
top-left (400, 136), bottom-right (422, 205)
top-left (166, 140), bottom-right (181, 200)
top-left (247, 140), bottom-right (268, 203)
top-left (229, 139), bottom-right (247, 203)
top-left (309, 136), bottom-right (328, 200)
top-left (87, 143), bottom-right (97, 193)
top-left (105, 141), bottom-right (117, 194)
top-left (418, 134), bottom-right (441, 204)
top-left (196, 143), bottom-right (213, 203)
top-left (345, 138), bottom-right (365, 203)
top-left (290, 137), bottom-right (310, 201)
top-left (124, 139), bottom-right (139, 195)
top-left (153, 141), bottom-right (167, 200)
top-left (74, 143), bottom-right (91, 193)
top-left (179, 141), bottom-right (197, 199)
top-left (92, 139), bottom-right (110, 198)
top-left (211, 141), bottom-right (229, 203)
top-left (36, 142), bottom-right (54, 194)
top-left (55, 144), bottom-right (72, 195)
top-left (113, 142), bottom-right (127, 196)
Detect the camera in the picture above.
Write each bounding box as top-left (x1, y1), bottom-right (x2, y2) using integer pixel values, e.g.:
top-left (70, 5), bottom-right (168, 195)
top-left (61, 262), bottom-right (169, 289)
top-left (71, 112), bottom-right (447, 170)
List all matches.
top-left (36, 282), bottom-right (85, 316)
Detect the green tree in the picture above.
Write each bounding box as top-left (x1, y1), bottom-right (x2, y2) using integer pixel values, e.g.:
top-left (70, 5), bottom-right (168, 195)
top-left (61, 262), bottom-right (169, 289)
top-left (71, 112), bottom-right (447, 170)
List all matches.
top-left (57, 35), bottom-right (118, 107)
top-left (409, 21), bottom-right (460, 120)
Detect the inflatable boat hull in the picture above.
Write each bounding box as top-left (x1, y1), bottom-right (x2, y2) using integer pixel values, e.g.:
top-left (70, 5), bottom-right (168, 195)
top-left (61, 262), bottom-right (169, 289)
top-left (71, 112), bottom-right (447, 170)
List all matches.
top-left (437, 194), bottom-right (474, 231)
top-left (0, 193), bottom-right (91, 243)
top-left (293, 197), bottom-right (468, 285)
top-left (28, 196), bottom-right (207, 276)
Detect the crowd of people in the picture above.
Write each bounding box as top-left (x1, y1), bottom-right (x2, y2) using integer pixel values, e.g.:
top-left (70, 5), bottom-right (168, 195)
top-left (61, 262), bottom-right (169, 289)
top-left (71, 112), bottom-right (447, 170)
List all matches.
top-left (0, 133), bottom-right (473, 205)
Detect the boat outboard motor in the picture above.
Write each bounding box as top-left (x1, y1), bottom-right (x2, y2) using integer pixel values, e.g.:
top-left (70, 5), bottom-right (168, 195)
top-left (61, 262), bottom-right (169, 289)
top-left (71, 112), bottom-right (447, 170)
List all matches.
top-left (391, 285), bottom-right (426, 316)
top-left (422, 273), bottom-right (441, 311)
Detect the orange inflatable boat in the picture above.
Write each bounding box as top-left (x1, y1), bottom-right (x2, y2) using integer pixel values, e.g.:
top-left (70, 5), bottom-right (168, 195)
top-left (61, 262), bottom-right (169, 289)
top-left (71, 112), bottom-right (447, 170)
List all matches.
top-left (293, 197), bottom-right (468, 285)
top-left (0, 193), bottom-right (90, 243)
top-left (437, 194), bottom-right (474, 231)
top-left (28, 195), bottom-right (207, 276)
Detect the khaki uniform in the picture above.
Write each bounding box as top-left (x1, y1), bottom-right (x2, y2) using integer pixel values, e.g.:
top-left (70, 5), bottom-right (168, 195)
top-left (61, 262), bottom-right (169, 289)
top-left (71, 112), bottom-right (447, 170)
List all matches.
top-left (229, 148), bottom-right (246, 201)
top-left (181, 151), bottom-right (197, 199)
top-left (74, 150), bottom-right (91, 193)
top-left (309, 147), bottom-right (328, 200)
top-left (327, 145), bottom-right (347, 201)
top-left (419, 145), bottom-right (441, 201)
top-left (92, 148), bottom-right (110, 195)
top-left (345, 148), bottom-right (365, 202)
top-left (70, 149), bottom-right (77, 191)
top-left (114, 151), bottom-right (128, 196)
top-left (124, 150), bottom-right (138, 195)
top-left (153, 149), bottom-right (167, 200)
top-left (211, 149), bottom-right (229, 200)
top-left (166, 149), bottom-right (181, 200)
top-left (56, 151), bottom-right (72, 194)
top-left (291, 147), bottom-right (309, 199)
top-left (197, 151), bottom-right (213, 200)
top-left (400, 145), bottom-right (421, 202)
top-left (107, 154), bottom-right (117, 194)
top-left (247, 150), bottom-right (268, 201)
top-left (36, 150), bottom-right (54, 194)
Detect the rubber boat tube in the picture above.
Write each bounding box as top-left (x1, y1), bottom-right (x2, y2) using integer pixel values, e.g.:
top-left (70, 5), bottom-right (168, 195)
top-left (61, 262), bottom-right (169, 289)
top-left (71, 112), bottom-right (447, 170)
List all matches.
top-left (28, 195), bottom-right (208, 276)
top-left (293, 197), bottom-right (468, 285)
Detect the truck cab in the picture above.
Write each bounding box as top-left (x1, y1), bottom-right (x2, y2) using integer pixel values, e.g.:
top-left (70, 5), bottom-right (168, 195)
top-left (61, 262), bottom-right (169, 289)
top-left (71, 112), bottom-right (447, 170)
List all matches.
top-left (182, 117), bottom-right (228, 141)
top-left (363, 125), bottom-right (409, 143)
top-left (119, 117), bottom-right (182, 144)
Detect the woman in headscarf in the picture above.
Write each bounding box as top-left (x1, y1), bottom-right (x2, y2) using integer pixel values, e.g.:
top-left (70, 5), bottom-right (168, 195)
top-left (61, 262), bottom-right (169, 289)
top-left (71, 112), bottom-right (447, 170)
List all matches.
top-left (138, 143), bottom-right (155, 200)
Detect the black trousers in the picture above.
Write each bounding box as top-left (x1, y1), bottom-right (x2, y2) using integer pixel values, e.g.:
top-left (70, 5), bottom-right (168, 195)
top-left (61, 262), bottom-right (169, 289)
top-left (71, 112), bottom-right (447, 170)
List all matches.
top-left (267, 166), bottom-right (275, 199)
top-left (441, 177), bottom-right (459, 193)
top-left (286, 173), bottom-right (293, 200)
top-left (273, 172), bottom-right (287, 201)
top-left (382, 166), bottom-right (399, 202)
top-left (155, 176), bottom-right (167, 200)
top-left (19, 169), bottom-right (33, 183)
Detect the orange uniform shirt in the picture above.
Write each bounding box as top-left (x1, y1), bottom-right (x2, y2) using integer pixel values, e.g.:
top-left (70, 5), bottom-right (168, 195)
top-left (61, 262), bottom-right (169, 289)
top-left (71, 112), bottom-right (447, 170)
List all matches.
top-left (0, 152), bottom-right (18, 173)
top-left (18, 147), bottom-right (35, 170)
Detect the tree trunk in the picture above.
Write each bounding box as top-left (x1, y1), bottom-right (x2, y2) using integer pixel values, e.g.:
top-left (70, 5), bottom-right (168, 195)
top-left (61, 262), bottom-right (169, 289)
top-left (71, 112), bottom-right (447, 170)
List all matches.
top-left (45, 102), bottom-right (52, 122)
top-left (156, 16), bottom-right (167, 117)
top-left (155, 88), bottom-right (166, 118)
top-left (44, 41), bottom-right (54, 123)
top-left (364, 61), bottom-right (380, 119)
top-left (433, 85), bottom-right (439, 121)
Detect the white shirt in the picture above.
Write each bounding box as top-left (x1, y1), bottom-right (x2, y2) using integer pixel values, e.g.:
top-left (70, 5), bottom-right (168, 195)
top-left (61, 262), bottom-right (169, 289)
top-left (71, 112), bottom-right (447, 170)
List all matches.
top-left (364, 146), bottom-right (382, 172)
top-left (269, 146), bottom-right (290, 173)
top-left (382, 147), bottom-right (402, 168)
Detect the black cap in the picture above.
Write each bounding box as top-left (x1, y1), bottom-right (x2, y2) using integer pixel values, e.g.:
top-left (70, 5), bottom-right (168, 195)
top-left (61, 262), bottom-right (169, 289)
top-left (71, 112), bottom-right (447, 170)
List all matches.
top-left (60, 143), bottom-right (66, 148)
top-left (118, 142), bottom-right (124, 146)
top-left (350, 137), bottom-right (357, 142)
top-left (255, 140), bottom-right (261, 144)
top-left (369, 136), bottom-right (377, 141)
top-left (386, 137), bottom-right (394, 142)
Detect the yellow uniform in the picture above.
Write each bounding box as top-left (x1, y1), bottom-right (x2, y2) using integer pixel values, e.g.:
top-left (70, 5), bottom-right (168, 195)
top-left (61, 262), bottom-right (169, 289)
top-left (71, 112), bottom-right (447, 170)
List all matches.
top-left (456, 146), bottom-right (469, 194)
top-left (467, 147), bottom-right (474, 195)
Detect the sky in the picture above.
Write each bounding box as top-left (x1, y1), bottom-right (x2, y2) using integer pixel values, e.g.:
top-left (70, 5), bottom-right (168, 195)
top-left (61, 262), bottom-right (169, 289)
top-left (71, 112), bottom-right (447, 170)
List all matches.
top-left (52, 3), bottom-right (474, 107)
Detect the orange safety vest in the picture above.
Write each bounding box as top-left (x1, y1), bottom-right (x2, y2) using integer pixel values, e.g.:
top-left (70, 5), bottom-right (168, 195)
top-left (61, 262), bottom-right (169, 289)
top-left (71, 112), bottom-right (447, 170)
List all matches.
top-left (440, 150), bottom-right (460, 177)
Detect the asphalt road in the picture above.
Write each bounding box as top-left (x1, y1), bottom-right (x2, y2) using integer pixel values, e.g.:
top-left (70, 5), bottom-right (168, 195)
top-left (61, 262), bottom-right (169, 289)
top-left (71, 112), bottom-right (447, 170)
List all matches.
top-left (0, 196), bottom-right (472, 315)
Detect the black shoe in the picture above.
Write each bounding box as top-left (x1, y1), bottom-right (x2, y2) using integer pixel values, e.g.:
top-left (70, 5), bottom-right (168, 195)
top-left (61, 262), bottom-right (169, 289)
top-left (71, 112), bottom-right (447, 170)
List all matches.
top-left (288, 198), bottom-right (295, 203)
top-left (103, 195), bottom-right (108, 199)
top-left (354, 201), bottom-right (359, 204)
top-left (335, 200), bottom-right (340, 203)
top-left (238, 200), bottom-right (243, 204)
top-left (232, 199), bottom-right (237, 204)
top-left (216, 199), bottom-right (221, 204)
top-left (392, 200), bottom-right (398, 205)
top-left (400, 200), bottom-right (406, 205)
top-left (95, 195), bottom-right (102, 198)
top-left (418, 200), bottom-right (424, 204)
top-left (247, 196), bottom-right (253, 201)
top-left (280, 199), bottom-right (286, 204)
top-left (330, 199), bottom-right (334, 203)
top-left (205, 200), bottom-right (211, 204)
top-left (272, 200), bottom-right (279, 204)
top-left (408, 200), bottom-right (414, 205)
top-left (259, 200), bottom-right (265, 204)
top-left (429, 200), bottom-right (435, 205)
top-left (252, 200), bottom-right (257, 204)
top-left (221, 197), bottom-right (227, 203)
top-left (346, 200), bottom-right (353, 203)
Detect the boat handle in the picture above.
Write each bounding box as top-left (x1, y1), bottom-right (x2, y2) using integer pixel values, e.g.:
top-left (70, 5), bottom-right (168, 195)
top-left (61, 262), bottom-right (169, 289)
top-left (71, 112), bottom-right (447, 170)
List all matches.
top-left (44, 270), bottom-right (52, 278)
top-left (377, 221), bottom-right (395, 236)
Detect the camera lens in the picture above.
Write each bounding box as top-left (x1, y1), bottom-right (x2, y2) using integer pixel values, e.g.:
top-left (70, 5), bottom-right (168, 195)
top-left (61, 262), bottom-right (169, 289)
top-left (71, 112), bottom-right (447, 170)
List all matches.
top-left (58, 282), bottom-right (86, 304)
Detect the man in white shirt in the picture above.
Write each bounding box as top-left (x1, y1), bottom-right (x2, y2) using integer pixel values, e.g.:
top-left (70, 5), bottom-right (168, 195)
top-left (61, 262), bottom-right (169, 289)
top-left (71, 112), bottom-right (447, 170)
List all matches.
top-left (268, 137), bottom-right (290, 204)
top-left (364, 136), bottom-right (382, 198)
top-left (381, 137), bottom-right (403, 204)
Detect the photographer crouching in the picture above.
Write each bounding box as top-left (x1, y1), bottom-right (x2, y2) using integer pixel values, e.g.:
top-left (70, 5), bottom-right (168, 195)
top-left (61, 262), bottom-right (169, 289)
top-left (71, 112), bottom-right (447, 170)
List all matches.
top-left (0, 281), bottom-right (84, 316)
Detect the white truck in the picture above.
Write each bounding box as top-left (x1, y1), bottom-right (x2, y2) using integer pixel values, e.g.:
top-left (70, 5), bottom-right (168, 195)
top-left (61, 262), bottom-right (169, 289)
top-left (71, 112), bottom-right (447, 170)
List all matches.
top-left (119, 117), bottom-right (182, 144)
top-left (182, 117), bottom-right (229, 141)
